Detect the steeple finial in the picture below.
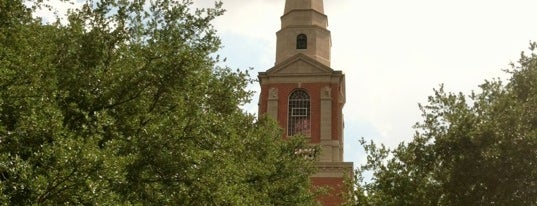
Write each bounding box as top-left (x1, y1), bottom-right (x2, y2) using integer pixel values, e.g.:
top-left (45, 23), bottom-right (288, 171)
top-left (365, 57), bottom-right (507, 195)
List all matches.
top-left (284, 0), bottom-right (324, 14)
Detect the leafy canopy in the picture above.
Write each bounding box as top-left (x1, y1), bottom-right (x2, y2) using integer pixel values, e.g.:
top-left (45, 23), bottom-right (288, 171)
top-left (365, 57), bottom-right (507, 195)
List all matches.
top-left (347, 43), bottom-right (537, 206)
top-left (0, 0), bottom-right (318, 205)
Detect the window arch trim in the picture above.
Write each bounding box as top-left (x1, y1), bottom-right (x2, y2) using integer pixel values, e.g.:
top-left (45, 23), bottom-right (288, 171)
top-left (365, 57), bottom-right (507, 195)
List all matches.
top-left (287, 89), bottom-right (311, 136)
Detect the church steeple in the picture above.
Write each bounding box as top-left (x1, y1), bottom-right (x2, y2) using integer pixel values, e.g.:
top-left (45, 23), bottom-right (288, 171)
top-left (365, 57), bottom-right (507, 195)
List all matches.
top-left (276, 0), bottom-right (331, 66)
top-left (259, 1), bottom-right (353, 205)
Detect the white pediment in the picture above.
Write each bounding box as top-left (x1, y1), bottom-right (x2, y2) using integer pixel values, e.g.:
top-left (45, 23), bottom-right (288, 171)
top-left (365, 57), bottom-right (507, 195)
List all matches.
top-left (265, 54), bottom-right (334, 75)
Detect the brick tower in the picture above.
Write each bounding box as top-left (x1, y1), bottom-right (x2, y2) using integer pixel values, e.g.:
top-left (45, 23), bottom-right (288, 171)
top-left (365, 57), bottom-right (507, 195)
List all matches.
top-left (258, 0), bottom-right (353, 205)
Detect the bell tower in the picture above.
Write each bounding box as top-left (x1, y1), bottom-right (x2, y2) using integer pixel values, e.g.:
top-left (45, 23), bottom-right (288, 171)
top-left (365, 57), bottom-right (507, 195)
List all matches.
top-left (258, 0), bottom-right (353, 205)
top-left (276, 0), bottom-right (331, 66)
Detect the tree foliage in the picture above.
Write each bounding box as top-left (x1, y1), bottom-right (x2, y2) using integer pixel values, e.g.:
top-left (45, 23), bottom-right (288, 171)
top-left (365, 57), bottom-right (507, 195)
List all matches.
top-left (348, 43), bottom-right (537, 206)
top-left (0, 0), bottom-right (318, 205)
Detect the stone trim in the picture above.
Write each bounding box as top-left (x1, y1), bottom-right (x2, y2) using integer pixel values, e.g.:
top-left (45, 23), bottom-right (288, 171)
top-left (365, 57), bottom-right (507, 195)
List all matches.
top-left (312, 162), bottom-right (354, 178)
top-left (267, 88), bottom-right (279, 119)
top-left (320, 86), bottom-right (332, 145)
top-left (265, 53), bottom-right (335, 74)
top-left (259, 75), bottom-right (343, 85)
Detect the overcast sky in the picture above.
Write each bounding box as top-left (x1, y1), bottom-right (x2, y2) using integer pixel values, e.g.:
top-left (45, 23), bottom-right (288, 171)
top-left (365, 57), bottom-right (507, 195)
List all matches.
top-left (194, 0), bottom-right (537, 166)
top-left (38, 0), bottom-right (537, 167)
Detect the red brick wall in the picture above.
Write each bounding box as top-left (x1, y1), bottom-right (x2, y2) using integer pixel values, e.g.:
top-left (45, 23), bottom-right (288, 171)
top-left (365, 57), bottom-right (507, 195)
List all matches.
top-left (259, 82), bottom-right (342, 143)
top-left (312, 177), bottom-right (346, 206)
top-left (259, 82), bottom-right (348, 206)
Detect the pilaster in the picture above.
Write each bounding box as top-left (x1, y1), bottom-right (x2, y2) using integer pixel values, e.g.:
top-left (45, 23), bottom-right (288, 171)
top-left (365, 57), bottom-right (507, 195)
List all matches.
top-left (267, 88), bottom-right (279, 119)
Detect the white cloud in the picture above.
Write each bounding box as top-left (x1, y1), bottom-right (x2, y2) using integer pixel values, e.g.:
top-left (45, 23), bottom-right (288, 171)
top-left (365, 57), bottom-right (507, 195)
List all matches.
top-left (202, 0), bottom-right (537, 165)
top-left (331, 0), bottom-right (536, 150)
top-left (30, 0), bottom-right (84, 24)
top-left (193, 0), bottom-right (281, 42)
top-left (36, 0), bottom-right (537, 165)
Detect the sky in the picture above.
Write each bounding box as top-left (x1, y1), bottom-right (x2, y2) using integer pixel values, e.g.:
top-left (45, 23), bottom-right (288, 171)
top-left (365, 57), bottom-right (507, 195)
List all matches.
top-left (37, 0), bottom-right (537, 168)
top-left (193, 0), bottom-right (537, 167)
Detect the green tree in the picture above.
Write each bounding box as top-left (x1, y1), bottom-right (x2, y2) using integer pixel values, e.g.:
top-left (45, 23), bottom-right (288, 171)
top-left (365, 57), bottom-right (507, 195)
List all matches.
top-left (347, 43), bottom-right (537, 206)
top-left (0, 0), bottom-right (317, 205)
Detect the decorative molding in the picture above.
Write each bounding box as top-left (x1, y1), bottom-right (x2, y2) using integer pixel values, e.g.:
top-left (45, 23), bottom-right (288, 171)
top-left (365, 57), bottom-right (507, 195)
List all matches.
top-left (312, 162), bottom-right (354, 178)
top-left (267, 88), bottom-right (279, 119)
top-left (263, 53), bottom-right (335, 75)
top-left (259, 75), bottom-right (343, 85)
top-left (268, 88), bottom-right (278, 100)
top-left (321, 86), bottom-right (331, 99)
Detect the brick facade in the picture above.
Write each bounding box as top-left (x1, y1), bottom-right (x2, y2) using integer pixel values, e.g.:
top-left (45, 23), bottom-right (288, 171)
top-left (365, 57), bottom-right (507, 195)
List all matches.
top-left (259, 82), bottom-right (343, 143)
top-left (257, 1), bottom-right (353, 205)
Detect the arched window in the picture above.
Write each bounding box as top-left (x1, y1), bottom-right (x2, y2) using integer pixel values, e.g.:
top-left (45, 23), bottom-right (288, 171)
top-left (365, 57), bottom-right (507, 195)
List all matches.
top-left (288, 90), bottom-right (310, 136)
top-left (296, 34), bottom-right (307, 49)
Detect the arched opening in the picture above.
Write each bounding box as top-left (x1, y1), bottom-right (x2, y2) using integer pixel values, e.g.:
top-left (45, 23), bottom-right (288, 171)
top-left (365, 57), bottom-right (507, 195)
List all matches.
top-left (288, 90), bottom-right (310, 136)
top-left (296, 34), bottom-right (307, 49)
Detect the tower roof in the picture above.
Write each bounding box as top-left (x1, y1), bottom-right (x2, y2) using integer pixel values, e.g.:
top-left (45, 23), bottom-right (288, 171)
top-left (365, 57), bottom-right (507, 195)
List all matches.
top-left (284, 0), bottom-right (324, 15)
